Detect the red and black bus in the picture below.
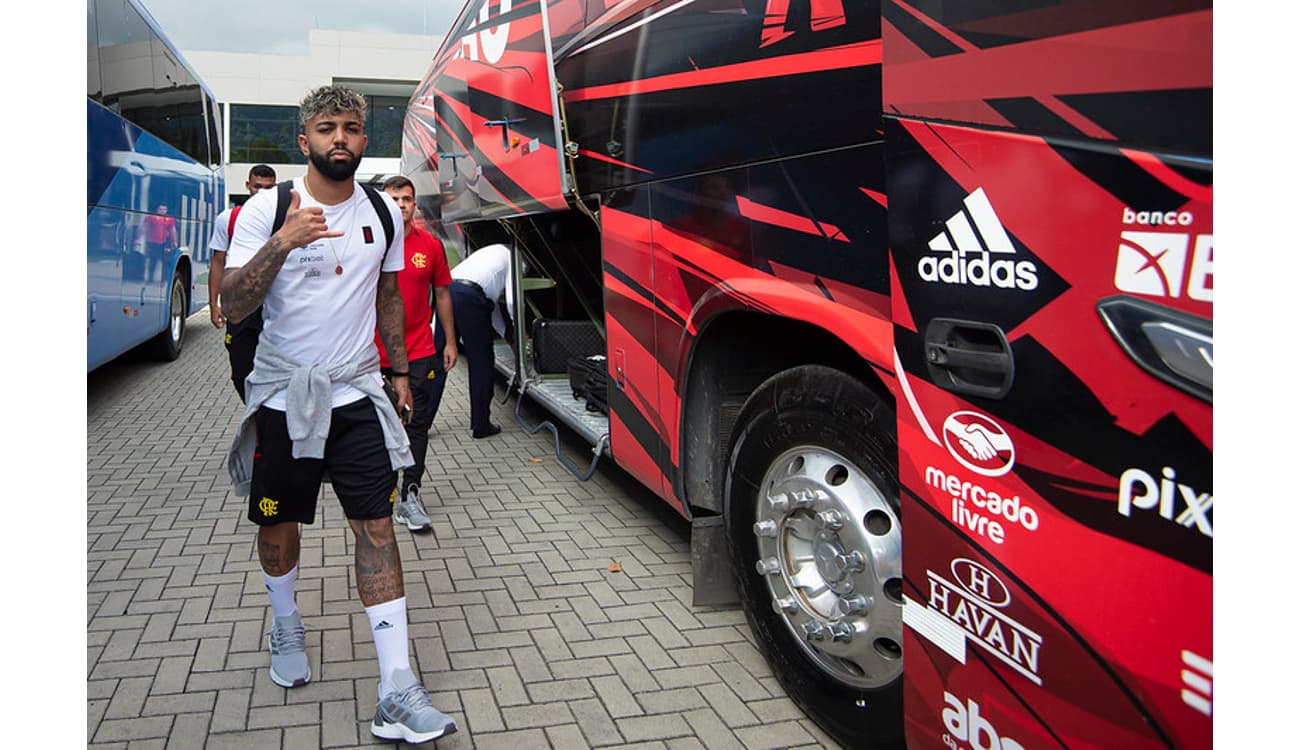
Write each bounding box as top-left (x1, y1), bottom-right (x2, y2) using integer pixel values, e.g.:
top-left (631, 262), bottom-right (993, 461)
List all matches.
top-left (401, 1), bottom-right (1212, 747)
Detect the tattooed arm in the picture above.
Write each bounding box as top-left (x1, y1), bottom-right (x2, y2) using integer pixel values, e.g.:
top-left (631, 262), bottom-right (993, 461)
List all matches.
top-left (221, 189), bottom-right (342, 323)
top-left (377, 271), bottom-right (413, 421)
top-left (221, 234), bottom-right (294, 323)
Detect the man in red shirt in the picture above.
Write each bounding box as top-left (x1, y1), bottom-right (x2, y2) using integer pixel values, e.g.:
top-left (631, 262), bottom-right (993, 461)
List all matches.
top-left (142, 202), bottom-right (178, 282)
top-left (374, 176), bottom-right (458, 533)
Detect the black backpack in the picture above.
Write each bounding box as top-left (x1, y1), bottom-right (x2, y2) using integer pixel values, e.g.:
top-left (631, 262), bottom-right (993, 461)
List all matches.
top-left (271, 180), bottom-right (395, 258)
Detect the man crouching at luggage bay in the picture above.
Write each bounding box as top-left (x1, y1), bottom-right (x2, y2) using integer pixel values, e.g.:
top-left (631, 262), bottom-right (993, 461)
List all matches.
top-left (219, 84), bottom-right (458, 745)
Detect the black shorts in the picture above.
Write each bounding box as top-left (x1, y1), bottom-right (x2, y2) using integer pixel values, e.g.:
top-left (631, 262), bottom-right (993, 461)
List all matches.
top-left (247, 398), bottom-right (398, 526)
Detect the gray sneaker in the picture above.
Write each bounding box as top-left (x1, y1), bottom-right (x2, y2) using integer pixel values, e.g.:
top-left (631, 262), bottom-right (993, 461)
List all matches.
top-left (268, 611), bottom-right (310, 688)
top-left (371, 668), bottom-right (458, 744)
top-left (394, 485), bottom-right (433, 533)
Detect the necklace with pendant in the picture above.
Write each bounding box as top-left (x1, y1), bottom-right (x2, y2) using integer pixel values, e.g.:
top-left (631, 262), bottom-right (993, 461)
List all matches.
top-left (326, 191), bottom-right (359, 275)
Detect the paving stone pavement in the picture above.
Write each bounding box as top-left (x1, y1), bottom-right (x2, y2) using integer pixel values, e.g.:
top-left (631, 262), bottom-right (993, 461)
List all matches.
top-left (87, 312), bottom-right (842, 749)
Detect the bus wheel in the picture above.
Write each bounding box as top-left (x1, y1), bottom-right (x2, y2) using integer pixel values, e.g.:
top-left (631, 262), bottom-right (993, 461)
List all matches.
top-left (148, 273), bottom-right (187, 361)
top-left (724, 364), bottom-right (903, 749)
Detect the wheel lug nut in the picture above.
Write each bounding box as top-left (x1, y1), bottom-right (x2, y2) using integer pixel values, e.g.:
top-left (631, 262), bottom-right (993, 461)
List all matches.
top-left (753, 520), bottom-right (778, 537)
top-left (773, 596), bottom-right (799, 614)
top-left (816, 510), bottom-right (844, 530)
top-left (792, 490), bottom-right (818, 510)
top-left (767, 494), bottom-right (790, 513)
top-left (801, 621), bottom-right (829, 641)
top-left (755, 557), bottom-right (781, 576)
top-left (835, 551), bottom-right (866, 572)
top-left (838, 594), bottom-right (870, 616)
top-left (828, 622), bottom-right (855, 642)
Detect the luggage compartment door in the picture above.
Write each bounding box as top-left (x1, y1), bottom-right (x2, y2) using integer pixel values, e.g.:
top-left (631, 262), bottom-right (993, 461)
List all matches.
top-left (411, 0), bottom-right (569, 224)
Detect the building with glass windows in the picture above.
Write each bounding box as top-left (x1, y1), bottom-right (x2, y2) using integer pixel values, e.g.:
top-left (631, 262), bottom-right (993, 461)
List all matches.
top-left (182, 29), bottom-right (441, 204)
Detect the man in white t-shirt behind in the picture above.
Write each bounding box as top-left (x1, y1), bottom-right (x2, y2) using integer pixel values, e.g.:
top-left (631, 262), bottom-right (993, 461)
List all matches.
top-left (220, 84), bottom-right (457, 745)
top-left (438, 238), bottom-right (516, 438)
top-left (208, 163), bottom-right (276, 402)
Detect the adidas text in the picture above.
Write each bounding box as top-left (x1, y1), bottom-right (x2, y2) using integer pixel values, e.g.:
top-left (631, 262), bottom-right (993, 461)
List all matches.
top-left (918, 253), bottom-right (1038, 291)
top-left (919, 188), bottom-right (1039, 291)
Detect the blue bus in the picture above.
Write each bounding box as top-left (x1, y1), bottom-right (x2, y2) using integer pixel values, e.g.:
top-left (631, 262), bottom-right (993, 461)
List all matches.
top-left (87, 0), bottom-right (223, 370)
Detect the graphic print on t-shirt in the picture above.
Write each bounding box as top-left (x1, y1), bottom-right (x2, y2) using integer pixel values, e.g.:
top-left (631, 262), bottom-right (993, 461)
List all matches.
top-left (224, 177), bottom-right (404, 409)
top-left (295, 243), bottom-right (331, 280)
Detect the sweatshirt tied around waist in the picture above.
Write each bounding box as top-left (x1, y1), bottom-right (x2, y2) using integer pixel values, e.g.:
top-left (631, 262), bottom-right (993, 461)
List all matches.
top-left (226, 339), bottom-right (413, 497)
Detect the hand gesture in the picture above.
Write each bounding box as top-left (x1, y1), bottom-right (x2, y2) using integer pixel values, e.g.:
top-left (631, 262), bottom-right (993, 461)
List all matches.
top-left (275, 189), bottom-right (344, 249)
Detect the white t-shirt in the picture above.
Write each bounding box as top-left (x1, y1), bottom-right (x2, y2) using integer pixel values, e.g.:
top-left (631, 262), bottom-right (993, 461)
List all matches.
top-left (449, 243), bottom-right (515, 338)
top-left (208, 206), bottom-right (235, 254)
top-left (226, 178), bottom-right (404, 410)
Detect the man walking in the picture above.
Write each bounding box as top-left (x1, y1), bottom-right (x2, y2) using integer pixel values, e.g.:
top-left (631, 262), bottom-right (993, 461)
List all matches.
top-left (375, 175), bottom-right (458, 533)
top-left (221, 84), bottom-right (457, 745)
top-left (208, 163), bottom-right (276, 402)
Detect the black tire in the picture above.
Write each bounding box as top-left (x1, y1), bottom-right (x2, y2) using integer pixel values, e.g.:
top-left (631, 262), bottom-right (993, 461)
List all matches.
top-left (147, 272), bottom-right (187, 361)
top-left (724, 365), bottom-right (903, 749)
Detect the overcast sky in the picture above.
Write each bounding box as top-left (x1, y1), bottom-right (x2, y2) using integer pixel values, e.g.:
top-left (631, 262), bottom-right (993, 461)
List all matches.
top-left (142, 0), bottom-right (464, 55)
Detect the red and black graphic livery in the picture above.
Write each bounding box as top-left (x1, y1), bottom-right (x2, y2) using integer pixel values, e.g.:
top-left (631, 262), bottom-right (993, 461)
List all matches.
top-left (406, 0), bottom-right (571, 222)
top-left (598, 144), bottom-right (895, 512)
top-left (402, 1), bottom-right (1212, 747)
top-left (885, 2), bottom-right (1211, 749)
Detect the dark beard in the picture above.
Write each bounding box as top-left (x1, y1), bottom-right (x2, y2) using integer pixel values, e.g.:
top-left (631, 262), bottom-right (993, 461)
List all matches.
top-left (308, 146), bottom-right (361, 181)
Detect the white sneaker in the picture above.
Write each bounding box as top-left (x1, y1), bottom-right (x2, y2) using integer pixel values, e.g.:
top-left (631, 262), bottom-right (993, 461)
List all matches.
top-left (267, 611), bottom-right (310, 688)
top-left (371, 668), bottom-right (457, 744)
top-left (394, 485), bottom-right (432, 533)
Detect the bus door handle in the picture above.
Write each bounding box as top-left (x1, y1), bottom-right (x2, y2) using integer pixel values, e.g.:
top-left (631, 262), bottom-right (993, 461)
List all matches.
top-left (923, 318), bottom-right (1014, 399)
top-left (613, 348), bottom-right (626, 389)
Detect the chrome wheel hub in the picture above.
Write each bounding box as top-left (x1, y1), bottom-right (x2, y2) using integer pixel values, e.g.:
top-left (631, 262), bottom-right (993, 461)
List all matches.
top-left (751, 446), bottom-right (903, 688)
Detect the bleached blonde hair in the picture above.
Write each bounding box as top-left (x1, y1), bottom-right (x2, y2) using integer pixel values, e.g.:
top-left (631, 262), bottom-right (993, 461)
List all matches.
top-left (298, 84), bottom-right (367, 130)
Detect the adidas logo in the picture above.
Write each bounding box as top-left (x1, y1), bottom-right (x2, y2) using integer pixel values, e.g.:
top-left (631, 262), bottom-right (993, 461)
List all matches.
top-left (374, 620), bottom-right (394, 631)
top-left (918, 188), bottom-right (1039, 291)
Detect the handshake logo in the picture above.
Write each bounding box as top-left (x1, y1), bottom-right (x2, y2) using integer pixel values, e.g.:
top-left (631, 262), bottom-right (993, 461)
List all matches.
top-left (942, 411), bottom-right (1015, 478)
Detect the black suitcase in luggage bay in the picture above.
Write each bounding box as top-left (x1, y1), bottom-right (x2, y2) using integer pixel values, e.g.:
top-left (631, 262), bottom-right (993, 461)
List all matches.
top-left (531, 319), bottom-right (604, 373)
top-left (567, 355), bottom-right (609, 414)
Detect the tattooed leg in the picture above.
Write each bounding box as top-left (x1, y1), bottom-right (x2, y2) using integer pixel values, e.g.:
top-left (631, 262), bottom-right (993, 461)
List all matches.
top-left (258, 522), bottom-right (301, 576)
top-left (349, 516), bottom-right (404, 606)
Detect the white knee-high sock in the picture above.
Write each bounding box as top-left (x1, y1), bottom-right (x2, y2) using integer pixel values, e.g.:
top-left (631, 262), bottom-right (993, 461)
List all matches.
top-left (365, 597), bottom-right (411, 696)
top-left (263, 565), bottom-right (298, 618)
